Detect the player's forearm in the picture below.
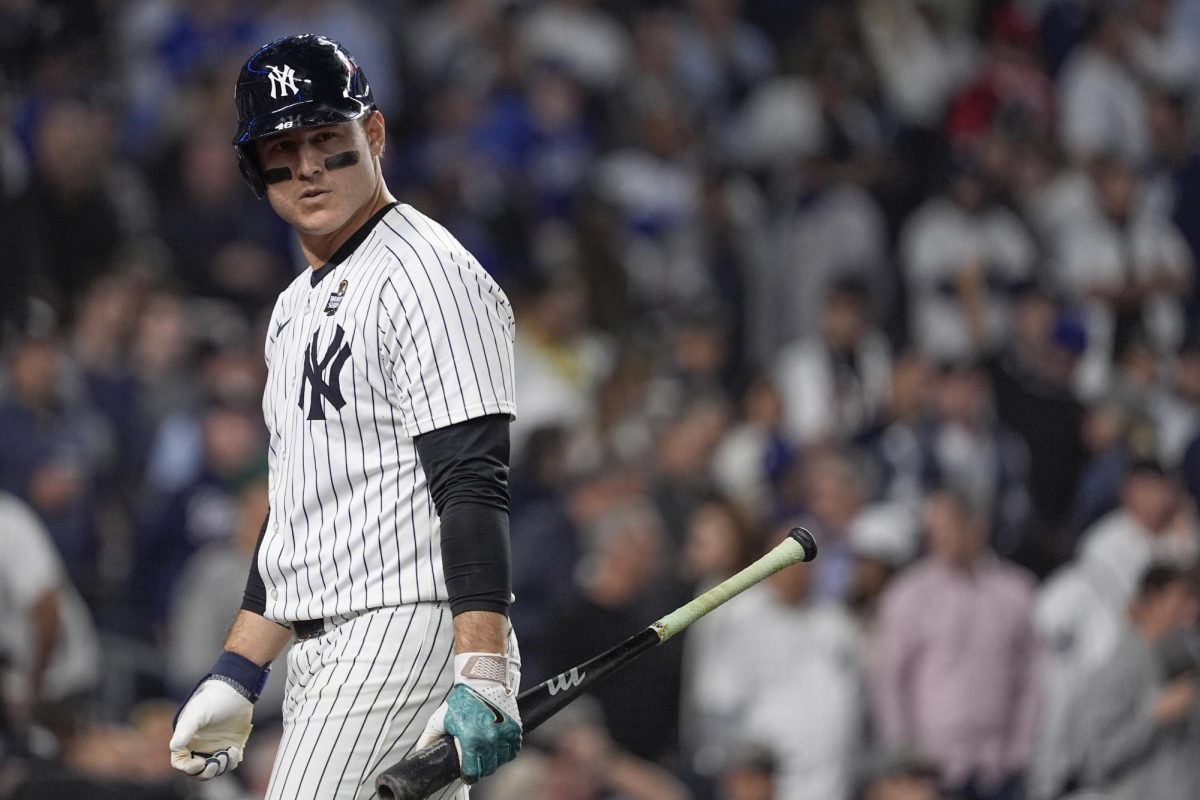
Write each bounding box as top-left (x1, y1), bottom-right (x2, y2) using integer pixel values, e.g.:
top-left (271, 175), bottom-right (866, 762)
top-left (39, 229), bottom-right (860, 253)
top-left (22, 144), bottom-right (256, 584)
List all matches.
top-left (223, 609), bottom-right (293, 667)
top-left (452, 609), bottom-right (509, 654)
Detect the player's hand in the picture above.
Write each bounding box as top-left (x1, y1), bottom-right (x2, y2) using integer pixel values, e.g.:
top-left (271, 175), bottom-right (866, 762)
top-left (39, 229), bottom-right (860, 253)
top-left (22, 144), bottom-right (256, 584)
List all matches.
top-left (170, 651), bottom-right (270, 780)
top-left (170, 679), bottom-right (253, 779)
top-left (418, 653), bottom-right (522, 783)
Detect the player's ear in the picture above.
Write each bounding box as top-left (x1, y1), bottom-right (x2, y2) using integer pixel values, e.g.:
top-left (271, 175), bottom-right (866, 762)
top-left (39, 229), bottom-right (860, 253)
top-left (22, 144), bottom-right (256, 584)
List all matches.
top-left (365, 111), bottom-right (386, 158)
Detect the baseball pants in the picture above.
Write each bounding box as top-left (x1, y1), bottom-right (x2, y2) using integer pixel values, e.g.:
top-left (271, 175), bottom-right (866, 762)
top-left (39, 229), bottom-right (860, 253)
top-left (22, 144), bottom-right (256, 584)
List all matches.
top-left (265, 603), bottom-right (466, 800)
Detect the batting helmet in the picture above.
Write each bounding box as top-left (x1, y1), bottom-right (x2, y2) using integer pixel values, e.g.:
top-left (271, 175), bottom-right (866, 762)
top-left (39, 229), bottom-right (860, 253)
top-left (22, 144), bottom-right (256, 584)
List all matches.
top-left (232, 34), bottom-right (375, 198)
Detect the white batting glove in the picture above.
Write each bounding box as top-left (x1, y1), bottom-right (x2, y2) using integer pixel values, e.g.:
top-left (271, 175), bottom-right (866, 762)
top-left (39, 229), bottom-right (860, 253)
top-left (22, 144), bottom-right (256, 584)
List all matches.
top-left (418, 652), bottom-right (523, 782)
top-left (170, 652), bottom-right (269, 780)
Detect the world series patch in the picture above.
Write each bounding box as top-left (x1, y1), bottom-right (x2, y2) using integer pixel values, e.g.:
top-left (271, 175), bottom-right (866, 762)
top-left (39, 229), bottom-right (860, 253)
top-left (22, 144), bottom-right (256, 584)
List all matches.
top-left (324, 279), bottom-right (348, 315)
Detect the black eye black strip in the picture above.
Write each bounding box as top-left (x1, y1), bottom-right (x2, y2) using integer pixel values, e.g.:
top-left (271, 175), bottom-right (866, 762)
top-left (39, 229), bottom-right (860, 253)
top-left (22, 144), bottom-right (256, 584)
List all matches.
top-left (263, 167), bottom-right (293, 184)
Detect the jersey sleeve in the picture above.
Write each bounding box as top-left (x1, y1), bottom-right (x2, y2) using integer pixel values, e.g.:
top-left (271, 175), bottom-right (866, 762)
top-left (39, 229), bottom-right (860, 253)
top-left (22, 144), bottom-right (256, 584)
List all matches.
top-left (377, 250), bottom-right (516, 437)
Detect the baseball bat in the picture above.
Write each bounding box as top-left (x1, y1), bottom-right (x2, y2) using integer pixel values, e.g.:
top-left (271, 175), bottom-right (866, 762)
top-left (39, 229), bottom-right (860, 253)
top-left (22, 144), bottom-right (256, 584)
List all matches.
top-left (374, 526), bottom-right (818, 800)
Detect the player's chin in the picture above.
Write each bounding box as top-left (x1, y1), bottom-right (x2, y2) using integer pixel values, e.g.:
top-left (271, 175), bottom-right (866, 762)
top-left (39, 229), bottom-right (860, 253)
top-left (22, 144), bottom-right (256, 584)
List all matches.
top-left (287, 201), bottom-right (348, 235)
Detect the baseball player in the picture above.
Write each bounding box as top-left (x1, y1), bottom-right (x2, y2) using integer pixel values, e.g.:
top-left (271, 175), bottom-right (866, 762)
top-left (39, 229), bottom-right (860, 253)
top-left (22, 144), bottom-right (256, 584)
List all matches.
top-left (168, 35), bottom-right (521, 800)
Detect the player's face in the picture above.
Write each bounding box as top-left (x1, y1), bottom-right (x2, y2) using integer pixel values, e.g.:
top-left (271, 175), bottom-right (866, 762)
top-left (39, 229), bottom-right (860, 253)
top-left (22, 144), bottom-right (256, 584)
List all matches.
top-left (255, 114), bottom-right (384, 236)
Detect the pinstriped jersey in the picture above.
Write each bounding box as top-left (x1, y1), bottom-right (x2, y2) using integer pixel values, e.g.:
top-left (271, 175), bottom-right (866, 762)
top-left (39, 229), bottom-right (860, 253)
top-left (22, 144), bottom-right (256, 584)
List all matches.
top-left (257, 203), bottom-right (517, 623)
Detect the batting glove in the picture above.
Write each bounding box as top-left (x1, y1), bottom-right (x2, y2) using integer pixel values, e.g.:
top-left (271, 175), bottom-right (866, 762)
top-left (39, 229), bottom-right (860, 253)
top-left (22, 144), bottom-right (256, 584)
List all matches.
top-left (418, 652), bottom-right (522, 783)
top-left (170, 652), bottom-right (269, 780)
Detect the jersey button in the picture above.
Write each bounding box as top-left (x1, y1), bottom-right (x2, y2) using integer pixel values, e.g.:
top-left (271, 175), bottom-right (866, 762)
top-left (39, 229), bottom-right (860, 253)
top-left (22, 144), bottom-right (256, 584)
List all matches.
top-left (271, 590), bottom-right (279, 599)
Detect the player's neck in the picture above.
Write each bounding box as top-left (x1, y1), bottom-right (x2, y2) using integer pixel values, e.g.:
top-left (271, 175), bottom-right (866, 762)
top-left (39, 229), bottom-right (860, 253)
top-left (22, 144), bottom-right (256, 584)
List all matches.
top-left (299, 181), bottom-right (397, 268)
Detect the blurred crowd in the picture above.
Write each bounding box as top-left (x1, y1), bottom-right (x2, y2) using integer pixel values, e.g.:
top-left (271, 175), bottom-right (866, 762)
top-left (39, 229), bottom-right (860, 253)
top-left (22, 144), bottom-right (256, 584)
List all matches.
top-left (5, 0), bottom-right (1200, 799)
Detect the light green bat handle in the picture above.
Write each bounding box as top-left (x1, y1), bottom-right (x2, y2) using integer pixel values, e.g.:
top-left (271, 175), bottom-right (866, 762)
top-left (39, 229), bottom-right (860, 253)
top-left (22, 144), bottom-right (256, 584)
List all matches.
top-left (651, 527), bottom-right (818, 642)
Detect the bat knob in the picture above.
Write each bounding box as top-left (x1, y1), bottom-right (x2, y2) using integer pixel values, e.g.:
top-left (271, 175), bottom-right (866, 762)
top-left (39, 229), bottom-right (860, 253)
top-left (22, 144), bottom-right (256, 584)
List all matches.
top-left (788, 527), bottom-right (818, 562)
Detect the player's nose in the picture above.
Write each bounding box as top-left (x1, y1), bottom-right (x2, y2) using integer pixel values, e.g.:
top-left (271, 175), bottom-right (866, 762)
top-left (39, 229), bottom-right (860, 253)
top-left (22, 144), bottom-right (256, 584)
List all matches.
top-left (297, 143), bottom-right (325, 177)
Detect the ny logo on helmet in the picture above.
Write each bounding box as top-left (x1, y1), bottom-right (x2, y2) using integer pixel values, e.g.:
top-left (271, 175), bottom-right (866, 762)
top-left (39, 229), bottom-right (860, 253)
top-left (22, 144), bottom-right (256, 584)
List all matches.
top-left (267, 64), bottom-right (299, 99)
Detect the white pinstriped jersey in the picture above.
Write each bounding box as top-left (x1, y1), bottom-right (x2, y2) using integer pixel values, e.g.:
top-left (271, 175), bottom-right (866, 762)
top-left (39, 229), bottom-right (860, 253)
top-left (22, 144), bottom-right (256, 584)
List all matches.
top-left (258, 203), bottom-right (516, 623)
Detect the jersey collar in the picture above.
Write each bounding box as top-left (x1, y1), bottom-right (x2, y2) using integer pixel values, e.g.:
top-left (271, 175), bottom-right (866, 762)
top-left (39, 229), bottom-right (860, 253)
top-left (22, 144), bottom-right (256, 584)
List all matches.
top-left (310, 201), bottom-right (400, 287)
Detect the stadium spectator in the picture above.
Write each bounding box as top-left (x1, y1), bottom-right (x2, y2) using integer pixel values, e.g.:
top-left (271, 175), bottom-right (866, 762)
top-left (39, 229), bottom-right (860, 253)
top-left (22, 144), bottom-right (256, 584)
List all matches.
top-left (1150, 339), bottom-right (1200, 468)
top-left (544, 501), bottom-right (683, 763)
top-left (0, 492), bottom-right (99, 740)
top-left (0, 320), bottom-right (112, 594)
top-left (684, 522), bottom-right (863, 800)
top-left (712, 373), bottom-right (793, 519)
top-left (17, 100), bottom-right (144, 314)
top-left (127, 288), bottom-right (197, 440)
top-left (1076, 563), bottom-right (1200, 800)
top-left (520, 0), bottom-right (633, 94)
top-left (1068, 401), bottom-right (1136, 537)
top-left (946, 3), bottom-right (1054, 149)
top-left (846, 503), bottom-right (921, 649)
top-left (1032, 552), bottom-right (1128, 799)
top-left (1144, 88), bottom-right (1200, 297)
top-left (1052, 155), bottom-right (1192, 399)
top-left (678, 495), bottom-right (761, 778)
top-left (511, 264), bottom-right (614, 456)
top-left (1075, 459), bottom-right (1198, 614)
top-left (1057, 7), bottom-right (1150, 166)
top-left (872, 489), bottom-right (1038, 800)
top-left (508, 426), bottom-right (582, 684)
top-left (774, 277), bottom-right (892, 447)
top-left (131, 394), bottom-right (265, 635)
top-left (1124, 0), bottom-right (1200, 94)
top-left (857, 0), bottom-right (977, 131)
top-left (899, 149), bottom-right (1036, 363)
top-left (794, 448), bottom-right (871, 602)
top-left (70, 273), bottom-right (153, 497)
top-left (759, 151), bottom-right (890, 355)
top-left (919, 360), bottom-right (1032, 557)
top-left (593, 90), bottom-right (709, 322)
top-left (981, 288), bottom-right (1089, 573)
top-left (672, 0), bottom-right (774, 123)
top-left (855, 351), bottom-right (935, 515)
top-left (650, 396), bottom-right (729, 550)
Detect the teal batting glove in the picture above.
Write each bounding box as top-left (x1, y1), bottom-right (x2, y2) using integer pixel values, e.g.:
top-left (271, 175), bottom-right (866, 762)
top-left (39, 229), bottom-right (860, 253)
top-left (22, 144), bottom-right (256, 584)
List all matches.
top-left (418, 652), bottom-right (522, 783)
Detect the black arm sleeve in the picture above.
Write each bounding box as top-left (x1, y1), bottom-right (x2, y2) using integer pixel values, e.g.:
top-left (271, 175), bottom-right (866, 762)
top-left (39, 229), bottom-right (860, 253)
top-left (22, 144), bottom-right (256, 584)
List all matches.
top-left (240, 512), bottom-right (270, 615)
top-left (414, 414), bottom-right (512, 616)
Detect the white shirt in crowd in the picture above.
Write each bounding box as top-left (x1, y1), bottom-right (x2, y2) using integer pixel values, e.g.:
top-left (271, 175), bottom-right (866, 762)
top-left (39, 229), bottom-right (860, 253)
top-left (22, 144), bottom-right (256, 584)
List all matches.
top-left (1054, 207), bottom-right (1192, 399)
top-left (901, 195), bottom-right (1036, 362)
top-left (0, 492), bottom-right (99, 705)
top-left (684, 584), bottom-right (862, 800)
top-left (1058, 44), bottom-right (1149, 165)
top-left (773, 332), bottom-right (892, 446)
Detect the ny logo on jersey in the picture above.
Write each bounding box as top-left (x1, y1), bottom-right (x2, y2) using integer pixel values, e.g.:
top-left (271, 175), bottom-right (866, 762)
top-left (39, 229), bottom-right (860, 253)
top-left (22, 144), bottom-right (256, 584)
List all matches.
top-left (267, 64), bottom-right (299, 99)
top-left (300, 325), bottom-right (351, 421)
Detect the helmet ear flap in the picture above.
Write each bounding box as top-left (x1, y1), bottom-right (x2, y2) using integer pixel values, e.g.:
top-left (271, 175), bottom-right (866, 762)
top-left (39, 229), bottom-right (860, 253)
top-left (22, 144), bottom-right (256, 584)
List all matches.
top-left (236, 146), bottom-right (266, 199)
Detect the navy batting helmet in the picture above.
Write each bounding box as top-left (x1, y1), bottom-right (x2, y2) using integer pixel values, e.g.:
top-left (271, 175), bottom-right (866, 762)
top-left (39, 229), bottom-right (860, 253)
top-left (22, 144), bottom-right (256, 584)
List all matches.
top-left (232, 34), bottom-right (375, 198)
